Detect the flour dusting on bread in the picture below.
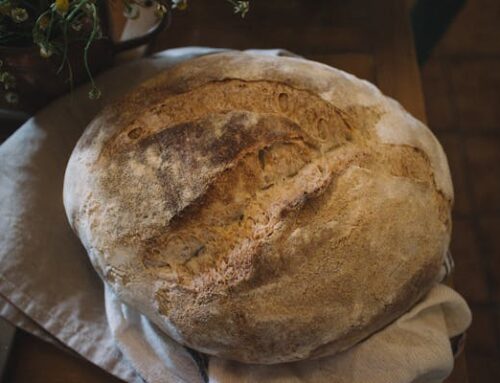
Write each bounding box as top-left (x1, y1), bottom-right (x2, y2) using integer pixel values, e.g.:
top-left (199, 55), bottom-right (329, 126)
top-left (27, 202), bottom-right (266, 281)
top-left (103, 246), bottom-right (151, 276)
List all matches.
top-left (64, 52), bottom-right (452, 364)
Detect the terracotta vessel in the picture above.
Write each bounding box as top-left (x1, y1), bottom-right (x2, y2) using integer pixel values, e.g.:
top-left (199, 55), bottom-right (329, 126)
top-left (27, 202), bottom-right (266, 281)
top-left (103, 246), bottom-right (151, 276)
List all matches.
top-left (0, 5), bottom-right (170, 113)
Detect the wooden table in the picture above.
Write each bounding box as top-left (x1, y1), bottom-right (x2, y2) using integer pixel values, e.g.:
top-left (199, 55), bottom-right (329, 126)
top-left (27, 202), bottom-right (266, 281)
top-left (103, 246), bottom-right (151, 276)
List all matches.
top-left (1, 0), bottom-right (468, 381)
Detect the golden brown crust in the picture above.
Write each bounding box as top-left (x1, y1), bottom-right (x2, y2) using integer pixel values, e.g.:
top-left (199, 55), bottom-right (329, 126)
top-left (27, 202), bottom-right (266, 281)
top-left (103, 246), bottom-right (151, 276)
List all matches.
top-left (63, 52), bottom-right (453, 363)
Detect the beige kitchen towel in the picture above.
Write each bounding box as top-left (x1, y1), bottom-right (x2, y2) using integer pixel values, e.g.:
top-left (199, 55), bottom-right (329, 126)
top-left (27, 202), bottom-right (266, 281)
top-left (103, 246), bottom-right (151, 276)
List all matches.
top-left (0, 47), bottom-right (471, 383)
top-left (207, 284), bottom-right (470, 383)
top-left (0, 47), bottom-right (227, 383)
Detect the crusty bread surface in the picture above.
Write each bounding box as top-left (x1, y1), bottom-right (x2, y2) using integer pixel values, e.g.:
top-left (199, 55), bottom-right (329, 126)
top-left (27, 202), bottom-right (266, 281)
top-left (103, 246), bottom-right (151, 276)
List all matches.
top-left (63, 52), bottom-right (453, 364)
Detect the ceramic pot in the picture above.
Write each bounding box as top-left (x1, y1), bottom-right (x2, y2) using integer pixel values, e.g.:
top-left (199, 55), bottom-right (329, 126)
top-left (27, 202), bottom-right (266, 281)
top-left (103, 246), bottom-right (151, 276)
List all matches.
top-left (0, 5), bottom-right (170, 113)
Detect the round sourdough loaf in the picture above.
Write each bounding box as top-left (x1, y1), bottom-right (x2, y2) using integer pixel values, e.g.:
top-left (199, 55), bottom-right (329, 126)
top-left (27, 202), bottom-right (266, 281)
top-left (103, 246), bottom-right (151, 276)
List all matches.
top-left (63, 52), bottom-right (453, 364)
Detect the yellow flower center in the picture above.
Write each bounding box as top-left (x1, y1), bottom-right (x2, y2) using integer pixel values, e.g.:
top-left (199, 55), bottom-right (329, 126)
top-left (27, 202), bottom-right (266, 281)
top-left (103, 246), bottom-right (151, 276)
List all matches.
top-left (55, 0), bottom-right (69, 15)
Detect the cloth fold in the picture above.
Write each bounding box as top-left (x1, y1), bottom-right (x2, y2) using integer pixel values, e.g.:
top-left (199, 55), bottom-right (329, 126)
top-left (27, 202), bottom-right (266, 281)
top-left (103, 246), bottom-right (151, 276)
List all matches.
top-left (207, 284), bottom-right (470, 383)
top-left (0, 47), bottom-right (471, 383)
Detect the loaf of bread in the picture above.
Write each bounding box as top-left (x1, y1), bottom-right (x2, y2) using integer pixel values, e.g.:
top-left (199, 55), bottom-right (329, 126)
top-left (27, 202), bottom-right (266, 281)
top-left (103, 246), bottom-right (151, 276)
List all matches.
top-left (63, 52), bottom-right (453, 364)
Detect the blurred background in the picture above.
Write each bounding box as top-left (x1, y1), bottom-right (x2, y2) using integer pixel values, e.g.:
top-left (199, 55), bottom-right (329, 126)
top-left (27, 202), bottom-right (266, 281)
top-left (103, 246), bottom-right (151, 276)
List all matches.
top-left (418, 0), bottom-right (500, 380)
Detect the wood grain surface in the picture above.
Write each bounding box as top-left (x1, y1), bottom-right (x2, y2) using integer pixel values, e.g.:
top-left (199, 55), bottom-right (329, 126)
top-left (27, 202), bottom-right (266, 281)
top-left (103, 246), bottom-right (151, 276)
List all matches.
top-left (1, 0), bottom-right (468, 382)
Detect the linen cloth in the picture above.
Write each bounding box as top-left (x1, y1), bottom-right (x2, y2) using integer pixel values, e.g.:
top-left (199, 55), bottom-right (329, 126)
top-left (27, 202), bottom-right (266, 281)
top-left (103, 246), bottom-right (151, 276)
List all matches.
top-left (0, 47), bottom-right (471, 383)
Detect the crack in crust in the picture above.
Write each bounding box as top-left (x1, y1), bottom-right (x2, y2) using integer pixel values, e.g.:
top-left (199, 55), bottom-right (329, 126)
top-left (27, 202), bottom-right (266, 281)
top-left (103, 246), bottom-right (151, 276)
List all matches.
top-left (94, 79), bottom-right (447, 296)
top-left (104, 80), bottom-right (357, 155)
